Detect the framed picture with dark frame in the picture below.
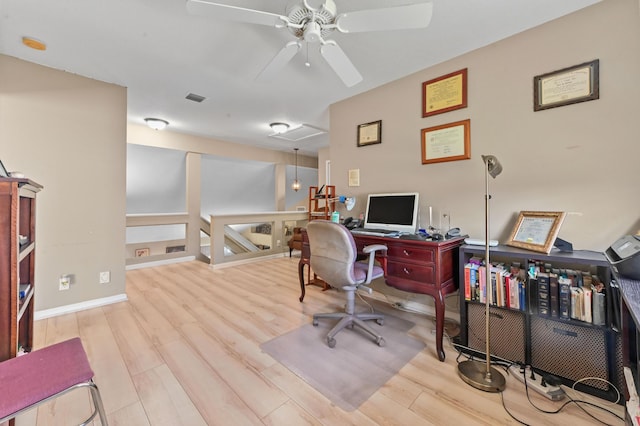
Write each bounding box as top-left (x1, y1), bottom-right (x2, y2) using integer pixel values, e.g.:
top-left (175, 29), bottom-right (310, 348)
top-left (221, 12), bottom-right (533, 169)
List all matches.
top-left (357, 120), bottom-right (382, 147)
top-left (533, 59), bottom-right (599, 111)
top-left (507, 211), bottom-right (566, 254)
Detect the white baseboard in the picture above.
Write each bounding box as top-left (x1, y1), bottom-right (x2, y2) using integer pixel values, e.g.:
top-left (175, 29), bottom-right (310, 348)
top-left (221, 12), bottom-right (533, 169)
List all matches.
top-left (35, 293), bottom-right (128, 320)
top-left (126, 255), bottom-right (195, 270)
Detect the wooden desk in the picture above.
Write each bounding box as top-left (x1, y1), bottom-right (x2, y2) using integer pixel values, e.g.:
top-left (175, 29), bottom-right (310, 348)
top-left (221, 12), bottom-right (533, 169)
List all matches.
top-left (352, 234), bottom-right (465, 361)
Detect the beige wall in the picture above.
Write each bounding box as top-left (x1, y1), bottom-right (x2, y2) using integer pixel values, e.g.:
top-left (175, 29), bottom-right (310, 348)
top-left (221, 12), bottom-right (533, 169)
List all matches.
top-left (0, 55), bottom-right (127, 311)
top-left (329, 0), bottom-right (640, 251)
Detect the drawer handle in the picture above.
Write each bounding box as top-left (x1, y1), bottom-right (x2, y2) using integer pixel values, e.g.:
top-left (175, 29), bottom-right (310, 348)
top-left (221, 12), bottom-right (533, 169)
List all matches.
top-left (403, 250), bottom-right (411, 256)
top-left (403, 267), bottom-right (411, 275)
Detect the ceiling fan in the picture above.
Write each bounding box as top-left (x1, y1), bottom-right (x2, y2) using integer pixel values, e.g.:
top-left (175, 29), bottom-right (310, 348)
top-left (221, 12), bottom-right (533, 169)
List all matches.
top-left (186, 0), bottom-right (433, 87)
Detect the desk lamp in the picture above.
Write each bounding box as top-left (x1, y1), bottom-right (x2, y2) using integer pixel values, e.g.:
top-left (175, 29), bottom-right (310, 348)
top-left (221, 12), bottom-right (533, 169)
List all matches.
top-left (330, 195), bottom-right (356, 211)
top-left (458, 154), bottom-right (506, 392)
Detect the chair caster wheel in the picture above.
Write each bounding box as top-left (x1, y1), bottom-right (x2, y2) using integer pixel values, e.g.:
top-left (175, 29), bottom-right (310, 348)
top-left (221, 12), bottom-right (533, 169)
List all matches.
top-left (312, 319), bottom-right (318, 326)
top-left (376, 319), bottom-right (384, 326)
top-left (327, 337), bottom-right (336, 348)
top-left (377, 337), bottom-right (385, 347)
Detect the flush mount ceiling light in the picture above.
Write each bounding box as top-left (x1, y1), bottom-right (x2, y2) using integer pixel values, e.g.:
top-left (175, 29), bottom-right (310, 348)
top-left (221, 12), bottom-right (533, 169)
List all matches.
top-left (22, 36), bottom-right (46, 51)
top-left (270, 122), bottom-right (290, 134)
top-left (144, 118), bottom-right (169, 130)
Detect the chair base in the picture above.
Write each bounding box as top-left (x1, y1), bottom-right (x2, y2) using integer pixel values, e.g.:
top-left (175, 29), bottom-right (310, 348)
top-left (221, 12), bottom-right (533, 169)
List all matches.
top-left (313, 311), bottom-right (385, 348)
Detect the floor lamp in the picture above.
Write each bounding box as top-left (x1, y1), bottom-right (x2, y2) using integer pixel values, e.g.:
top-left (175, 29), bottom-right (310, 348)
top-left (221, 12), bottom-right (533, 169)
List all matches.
top-left (458, 154), bottom-right (506, 392)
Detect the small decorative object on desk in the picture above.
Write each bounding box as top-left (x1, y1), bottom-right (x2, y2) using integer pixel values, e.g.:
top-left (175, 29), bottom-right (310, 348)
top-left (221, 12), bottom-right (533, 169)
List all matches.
top-left (0, 160), bottom-right (8, 178)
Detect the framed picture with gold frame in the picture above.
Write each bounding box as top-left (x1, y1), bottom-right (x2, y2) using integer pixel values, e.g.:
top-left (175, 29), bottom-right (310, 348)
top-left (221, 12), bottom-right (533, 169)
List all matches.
top-left (421, 119), bottom-right (471, 164)
top-left (422, 68), bottom-right (468, 117)
top-left (507, 211), bottom-right (566, 254)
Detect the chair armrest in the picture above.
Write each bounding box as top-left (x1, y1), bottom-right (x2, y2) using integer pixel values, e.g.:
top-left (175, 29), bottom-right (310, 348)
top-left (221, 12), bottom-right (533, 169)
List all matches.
top-left (362, 244), bottom-right (387, 255)
top-left (361, 244), bottom-right (387, 285)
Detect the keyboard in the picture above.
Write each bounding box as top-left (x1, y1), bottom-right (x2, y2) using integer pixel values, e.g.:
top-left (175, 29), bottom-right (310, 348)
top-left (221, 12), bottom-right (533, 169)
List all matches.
top-left (351, 228), bottom-right (400, 237)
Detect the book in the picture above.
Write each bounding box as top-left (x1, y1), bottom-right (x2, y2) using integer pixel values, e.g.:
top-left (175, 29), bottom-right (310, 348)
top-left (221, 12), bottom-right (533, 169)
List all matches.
top-left (592, 291), bottom-right (606, 326)
top-left (537, 272), bottom-right (550, 316)
top-left (464, 263), bottom-right (472, 301)
top-left (478, 265), bottom-right (486, 304)
top-left (582, 284), bottom-right (593, 323)
top-left (470, 264), bottom-right (478, 301)
top-left (558, 275), bottom-right (572, 319)
top-left (549, 270), bottom-right (559, 318)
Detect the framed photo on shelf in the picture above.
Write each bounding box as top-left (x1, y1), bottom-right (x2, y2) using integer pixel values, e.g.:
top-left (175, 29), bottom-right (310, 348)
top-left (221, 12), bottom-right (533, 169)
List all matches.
top-left (135, 248), bottom-right (150, 257)
top-left (507, 211), bottom-right (566, 254)
top-left (422, 68), bottom-right (468, 117)
top-left (421, 119), bottom-right (471, 164)
top-left (533, 59), bottom-right (599, 111)
top-left (357, 120), bottom-right (381, 147)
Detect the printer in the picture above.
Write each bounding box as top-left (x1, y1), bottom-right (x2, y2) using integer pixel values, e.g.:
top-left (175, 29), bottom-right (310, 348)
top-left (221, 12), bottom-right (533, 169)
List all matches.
top-left (605, 234), bottom-right (640, 280)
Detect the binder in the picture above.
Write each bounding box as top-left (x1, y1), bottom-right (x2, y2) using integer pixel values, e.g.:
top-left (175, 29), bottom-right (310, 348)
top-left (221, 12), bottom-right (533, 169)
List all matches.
top-left (464, 263), bottom-right (472, 301)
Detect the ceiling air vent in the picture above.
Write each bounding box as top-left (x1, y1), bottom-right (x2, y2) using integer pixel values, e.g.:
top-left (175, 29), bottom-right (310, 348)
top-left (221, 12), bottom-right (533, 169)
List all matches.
top-left (185, 93), bottom-right (206, 103)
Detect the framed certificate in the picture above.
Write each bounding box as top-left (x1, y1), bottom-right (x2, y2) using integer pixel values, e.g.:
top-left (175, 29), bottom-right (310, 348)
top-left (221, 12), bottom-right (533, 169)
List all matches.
top-left (507, 211), bottom-right (566, 254)
top-left (357, 120), bottom-right (381, 147)
top-left (421, 119), bottom-right (471, 164)
top-left (422, 68), bottom-right (468, 117)
top-left (534, 60), bottom-right (599, 111)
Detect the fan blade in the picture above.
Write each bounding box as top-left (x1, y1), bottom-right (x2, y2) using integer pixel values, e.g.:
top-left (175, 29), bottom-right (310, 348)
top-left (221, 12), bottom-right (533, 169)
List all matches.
top-left (257, 41), bottom-right (301, 81)
top-left (320, 41), bottom-right (362, 87)
top-left (186, 0), bottom-right (287, 27)
top-left (336, 2), bottom-right (433, 33)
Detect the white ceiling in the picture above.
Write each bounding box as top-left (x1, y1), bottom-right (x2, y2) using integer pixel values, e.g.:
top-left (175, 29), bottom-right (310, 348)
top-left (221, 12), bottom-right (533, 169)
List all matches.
top-left (0, 0), bottom-right (600, 156)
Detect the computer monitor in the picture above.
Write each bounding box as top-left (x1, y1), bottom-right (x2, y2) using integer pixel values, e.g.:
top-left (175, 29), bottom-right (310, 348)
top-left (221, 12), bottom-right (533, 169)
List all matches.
top-left (363, 192), bottom-right (419, 234)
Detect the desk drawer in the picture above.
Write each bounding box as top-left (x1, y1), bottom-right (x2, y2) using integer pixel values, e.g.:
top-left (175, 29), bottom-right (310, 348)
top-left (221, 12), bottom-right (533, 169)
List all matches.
top-left (387, 245), bottom-right (435, 264)
top-left (387, 260), bottom-right (435, 285)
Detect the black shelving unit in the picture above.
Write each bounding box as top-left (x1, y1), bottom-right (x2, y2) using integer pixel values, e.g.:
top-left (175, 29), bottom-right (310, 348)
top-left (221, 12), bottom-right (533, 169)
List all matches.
top-left (457, 244), bottom-right (623, 403)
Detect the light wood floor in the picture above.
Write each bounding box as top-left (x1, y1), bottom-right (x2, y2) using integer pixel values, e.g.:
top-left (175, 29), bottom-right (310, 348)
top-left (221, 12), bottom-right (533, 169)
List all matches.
top-left (16, 256), bottom-right (625, 425)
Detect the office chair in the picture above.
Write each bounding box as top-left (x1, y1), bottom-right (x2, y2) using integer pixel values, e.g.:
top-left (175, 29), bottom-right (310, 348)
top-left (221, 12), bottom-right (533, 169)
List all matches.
top-left (307, 220), bottom-right (388, 348)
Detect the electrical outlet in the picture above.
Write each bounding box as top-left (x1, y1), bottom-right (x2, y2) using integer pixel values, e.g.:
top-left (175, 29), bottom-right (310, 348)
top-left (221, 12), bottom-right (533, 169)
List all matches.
top-left (59, 275), bottom-right (70, 291)
top-left (99, 271), bottom-right (110, 284)
top-left (276, 239), bottom-right (281, 247)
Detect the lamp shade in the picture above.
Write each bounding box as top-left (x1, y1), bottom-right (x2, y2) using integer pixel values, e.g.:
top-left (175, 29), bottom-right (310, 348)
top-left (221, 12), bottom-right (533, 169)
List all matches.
top-left (482, 155), bottom-right (503, 178)
top-left (331, 195), bottom-right (356, 211)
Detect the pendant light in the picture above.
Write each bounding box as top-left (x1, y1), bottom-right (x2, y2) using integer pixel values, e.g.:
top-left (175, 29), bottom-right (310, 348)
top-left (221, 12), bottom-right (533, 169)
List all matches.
top-left (292, 148), bottom-right (301, 192)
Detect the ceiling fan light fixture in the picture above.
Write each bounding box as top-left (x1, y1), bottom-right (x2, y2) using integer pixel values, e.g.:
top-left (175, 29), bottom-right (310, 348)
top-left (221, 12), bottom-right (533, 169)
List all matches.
top-left (144, 118), bottom-right (169, 130)
top-left (270, 122), bottom-right (290, 134)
